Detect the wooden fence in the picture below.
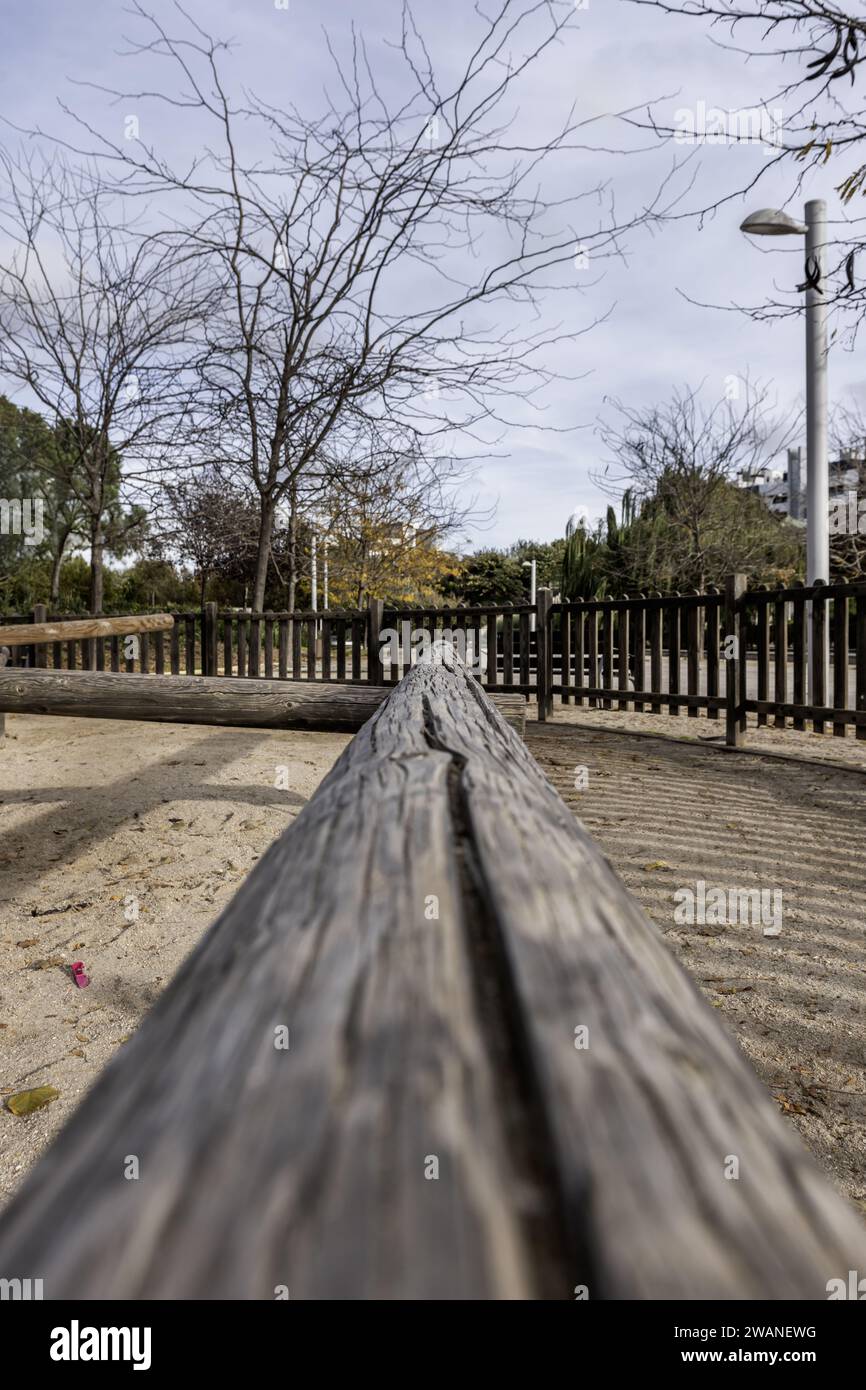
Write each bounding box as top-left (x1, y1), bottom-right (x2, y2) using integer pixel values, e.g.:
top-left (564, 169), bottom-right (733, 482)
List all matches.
top-left (1, 656), bottom-right (864, 1297)
top-left (549, 576), bottom-right (866, 744)
top-left (6, 577), bottom-right (866, 743)
top-left (3, 600), bottom-right (549, 706)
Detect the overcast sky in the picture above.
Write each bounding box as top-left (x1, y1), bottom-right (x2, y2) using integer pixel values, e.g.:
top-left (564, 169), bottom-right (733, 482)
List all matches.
top-left (3, 0), bottom-right (864, 550)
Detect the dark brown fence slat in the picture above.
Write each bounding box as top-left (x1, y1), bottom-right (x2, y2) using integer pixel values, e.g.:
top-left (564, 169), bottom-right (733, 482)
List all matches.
top-left (686, 591), bottom-right (700, 719)
top-left (306, 618), bottom-right (317, 680)
top-left (351, 618), bottom-right (362, 682)
top-left (237, 618), bottom-right (247, 679)
top-left (483, 612), bottom-right (494, 687)
top-left (773, 596), bottom-right (787, 729)
top-left (291, 617), bottom-right (302, 680)
top-left (139, 633), bottom-right (150, 675)
top-left (224, 615), bottom-right (233, 678)
top-left (185, 616), bottom-right (196, 675)
top-left (502, 606), bottom-right (514, 686)
top-left (812, 584), bottom-right (827, 735)
top-left (388, 612), bottom-right (400, 684)
top-left (321, 618), bottom-right (332, 681)
top-left (601, 609), bottom-right (613, 709)
top-left (336, 619), bottom-right (347, 682)
top-left (667, 597), bottom-right (680, 717)
top-left (587, 608), bottom-right (599, 709)
top-left (264, 614), bottom-right (274, 680)
top-left (519, 610), bottom-right (530, 692)
top-left (110, 637), bottom-right (120, 673)
top-left (52, 640), bottom-right (62, 670)
top-left (792, 585), bottom-right (806, 731)
top-left (617, 604), bottom-right (630, 710)
top-left (367, 601), bottom-right (384, 686)
top-left (649, 599), bottom-right (662, 714)
top-left (756, 588), bottom-right (769, 728)
top-left (632, 595), bottom-right (645, 713)
top-left (278, 618), bottom-right (289, 680)
top-left (833, 593), bottom-right (849, 738)
top-left (154, 631), bottom-right (165, 675)
top-left (573, 604), bottom-right (585, 707)
top-left (558, 608), bottom-right (570, 704)
top-left (248, 616), bottom-right (261, 678)
top-left (705, 588), bottom-right (719, 721)
top-left (31, 605), bottom-right (47, 668)
top-left (724, 574), bottom-right (746, 747)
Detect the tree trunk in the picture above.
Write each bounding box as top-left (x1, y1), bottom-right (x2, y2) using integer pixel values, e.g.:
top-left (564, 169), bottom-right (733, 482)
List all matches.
top-left (252, 496), bottom-right (275, 612)
top-left (49, 543), bottom-right (66, 607)
top-left (287, 483), bottom-right (298, 612)
top-left (89, 521), bottom-right (104, 615)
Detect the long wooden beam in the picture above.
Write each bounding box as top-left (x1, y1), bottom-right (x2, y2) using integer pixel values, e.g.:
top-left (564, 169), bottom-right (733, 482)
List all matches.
top-left (0, 658), bottom-right (862, 1298)
top-left (0, 613), bottom-right (174, 645)
top-left (0, 667), bottom-right (526, 734)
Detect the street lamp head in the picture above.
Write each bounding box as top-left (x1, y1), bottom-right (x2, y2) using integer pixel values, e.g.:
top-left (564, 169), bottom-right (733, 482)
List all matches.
top-left (740, 208), bottom-right (807, 237)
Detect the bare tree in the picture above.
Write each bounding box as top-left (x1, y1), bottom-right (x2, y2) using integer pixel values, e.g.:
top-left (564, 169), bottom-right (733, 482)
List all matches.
top-left (0, 151), bottom-right (212, 610)
top-left (628, 0), bottom-right (866, 331)
top-left (44, 0), bottom-right (667, 609)
top-left (318, 436), bottom-right (478, 605)
top-left (161, 468), bottom-right (259, 607)
top-left (594, 382), bottom-right (801, 588)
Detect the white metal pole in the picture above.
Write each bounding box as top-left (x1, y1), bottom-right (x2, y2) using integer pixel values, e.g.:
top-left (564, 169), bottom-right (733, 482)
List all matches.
top-left (805, 198), bottom-right (829, 700)
top-left (530, 558), bottom-right (537, 633)
top-left (311, 529), bottom-right (318, 620)
top-left (323, 542), bottom-right (329, 610)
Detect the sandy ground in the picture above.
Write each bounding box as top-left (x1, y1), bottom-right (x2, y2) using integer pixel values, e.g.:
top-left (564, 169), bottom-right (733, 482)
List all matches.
top-left (0, 713), bottom-right (350, 1207)
top-left (1, 702), bottom-right (865, 1224)
top-left (528, 704), bottom-right (866, 1214)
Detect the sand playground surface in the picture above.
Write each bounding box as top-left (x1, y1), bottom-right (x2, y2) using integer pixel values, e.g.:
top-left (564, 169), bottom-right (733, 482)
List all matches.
top-left (1, 703), bottom-right (865, 1223)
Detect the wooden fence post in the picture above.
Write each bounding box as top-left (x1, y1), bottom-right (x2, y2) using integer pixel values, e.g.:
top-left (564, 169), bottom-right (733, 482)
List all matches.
top-left (203, 602), bottom-right (219, 677)
top-left (31, 604), bottom-right (47, 669)
top-left (724, 573), bottom-right (746, 747)
top-left (535, 587), bottom-right (552, 720)
top-left (367, 597), bottom-right (385, 685)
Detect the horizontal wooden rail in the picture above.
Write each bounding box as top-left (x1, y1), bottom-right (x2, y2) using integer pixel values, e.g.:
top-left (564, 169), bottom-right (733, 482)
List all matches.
top-left (0, 614), bottom-right (174, 645)
top-left (0, 657), bottom-right (862, 1298)
top-left (554, 593), bottom-right (724, 613)
top-left (0, 668), bottom-right (526, 735)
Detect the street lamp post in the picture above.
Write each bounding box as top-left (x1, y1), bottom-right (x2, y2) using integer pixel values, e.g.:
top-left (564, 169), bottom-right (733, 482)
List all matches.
top-left (522, 558), bottom-right (537, 632)
top-left (310, 528), bottom-right (318, 619)
top-left (740, 201), bottom-right (830, 699)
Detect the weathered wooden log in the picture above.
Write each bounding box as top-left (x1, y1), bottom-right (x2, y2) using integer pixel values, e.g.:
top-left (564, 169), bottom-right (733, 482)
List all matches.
top-left (0, 658), bottom-right (862, 1299)
top-left (0, 667), bottom-right (525, 735)
top-left (0, 613), bottom-right (174, 646)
